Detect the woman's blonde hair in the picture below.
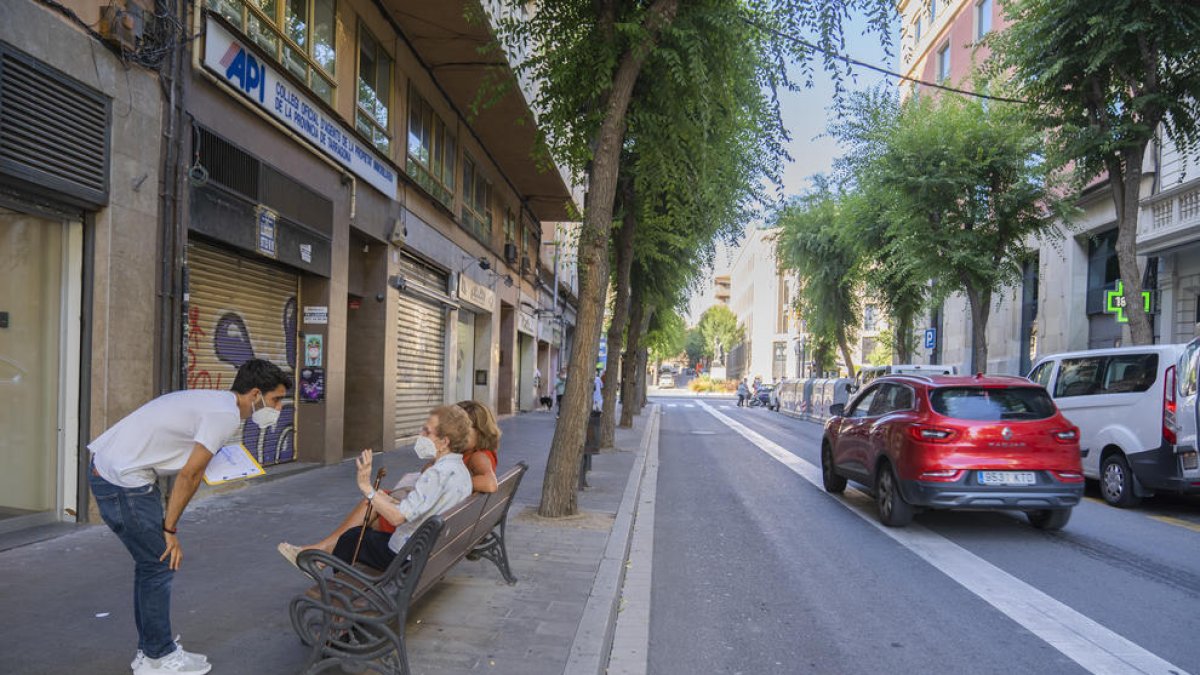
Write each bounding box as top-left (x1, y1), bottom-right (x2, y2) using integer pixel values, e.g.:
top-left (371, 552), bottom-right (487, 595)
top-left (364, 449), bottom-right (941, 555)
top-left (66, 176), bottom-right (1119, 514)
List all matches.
top-left (456, 400), bottom-right (501, 452)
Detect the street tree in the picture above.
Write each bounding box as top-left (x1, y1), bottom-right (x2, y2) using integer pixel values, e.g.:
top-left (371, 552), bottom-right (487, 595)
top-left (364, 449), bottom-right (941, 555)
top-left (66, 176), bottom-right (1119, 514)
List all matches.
top-left (988, 0), bottom-right (1200, 344)
top-left (497, 0), bottom-right (894, 517)
top-left (775, 181), bottom-right (862, 377)
top-left (646, 309), bottom-right (687, 366)
top-left (863, 92), bottom-right (1070, 372)
top-left (685, 327), bottom-right (706, 368)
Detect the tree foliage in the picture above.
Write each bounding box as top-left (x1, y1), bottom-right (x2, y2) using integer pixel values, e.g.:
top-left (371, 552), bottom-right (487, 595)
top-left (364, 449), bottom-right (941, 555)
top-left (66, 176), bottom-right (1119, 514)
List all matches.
top-left (697, 305), bottom-right (743, 365)
top-left (775, 180), bottom-right (862, 377)
top-left (645, 309), bottom-right (687, 363)
top-left (987, 0), bottom-right (1200, 344)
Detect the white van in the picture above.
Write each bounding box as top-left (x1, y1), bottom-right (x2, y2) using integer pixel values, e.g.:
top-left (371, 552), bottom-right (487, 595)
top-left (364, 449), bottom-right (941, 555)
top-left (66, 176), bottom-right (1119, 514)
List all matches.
top-left (1027, 344), bottom-right (1195, 507)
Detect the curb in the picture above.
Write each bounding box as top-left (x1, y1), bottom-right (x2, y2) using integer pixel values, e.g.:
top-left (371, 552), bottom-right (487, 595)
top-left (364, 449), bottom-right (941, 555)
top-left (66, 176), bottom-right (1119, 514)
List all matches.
top-left (563, 404), bottom-right (661, 675)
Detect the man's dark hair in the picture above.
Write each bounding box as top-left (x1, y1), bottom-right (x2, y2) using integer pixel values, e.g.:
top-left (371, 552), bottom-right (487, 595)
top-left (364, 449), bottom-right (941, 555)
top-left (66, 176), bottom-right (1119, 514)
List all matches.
top-left (231, 359), bottom-right (293, 394)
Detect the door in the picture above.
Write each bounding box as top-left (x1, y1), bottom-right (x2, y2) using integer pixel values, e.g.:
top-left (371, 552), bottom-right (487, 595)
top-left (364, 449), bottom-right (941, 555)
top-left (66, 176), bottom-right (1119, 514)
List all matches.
top-left (837, 385), bottom-right (880, 481)
top-left (455, 310), bottom-right (475, 403)
top-left (1176, 339), bottom-right (1200, 455)
top-left (0, 208), bottom-right (79, 530)
top-left (187, 241), bottom-right (299, 465)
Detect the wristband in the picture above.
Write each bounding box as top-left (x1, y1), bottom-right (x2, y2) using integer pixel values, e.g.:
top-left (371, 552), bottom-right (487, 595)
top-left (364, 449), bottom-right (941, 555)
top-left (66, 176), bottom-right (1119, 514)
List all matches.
top-left (163, 523), bottom-right (178, 535)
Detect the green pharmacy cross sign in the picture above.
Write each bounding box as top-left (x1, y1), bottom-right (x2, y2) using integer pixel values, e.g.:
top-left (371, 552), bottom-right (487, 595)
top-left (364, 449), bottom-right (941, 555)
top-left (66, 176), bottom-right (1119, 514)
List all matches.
top-left (1105, 281), bottom-right (1152, 323)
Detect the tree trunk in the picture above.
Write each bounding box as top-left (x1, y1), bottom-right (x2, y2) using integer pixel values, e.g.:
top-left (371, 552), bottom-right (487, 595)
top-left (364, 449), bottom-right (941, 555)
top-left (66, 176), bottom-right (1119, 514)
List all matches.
top-left (538, 0), bottom-right (678, 518)
top-left (600, 193), bottom-right (637, 447)
top-left (633, 308), bottom-right (654, 413)
top-left (619, 282), bottom-right (647, 427)
top-left (894, 309), bottom-right (913, 364)
top-left (837, 331), bottom-right (856, 379)
top-left (964, 285), bottom-right (992, 373)
top-left (1109, 146), bottom-right (1154, 345)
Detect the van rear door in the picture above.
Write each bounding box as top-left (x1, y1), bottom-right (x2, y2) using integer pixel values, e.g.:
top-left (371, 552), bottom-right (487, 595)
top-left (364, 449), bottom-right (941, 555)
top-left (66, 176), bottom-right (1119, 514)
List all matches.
top-left (1176, 339), bottom-right (1200, 455)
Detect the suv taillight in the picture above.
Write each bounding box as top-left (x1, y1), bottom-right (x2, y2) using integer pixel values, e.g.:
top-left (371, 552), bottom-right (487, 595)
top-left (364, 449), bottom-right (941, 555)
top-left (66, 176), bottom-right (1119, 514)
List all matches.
top-left (908, 424), bottom-right (957, 443)
top-left (1164, 365), bottom-right (1178, 445)
top-left (1052, 428), bottom-right (1078, 443)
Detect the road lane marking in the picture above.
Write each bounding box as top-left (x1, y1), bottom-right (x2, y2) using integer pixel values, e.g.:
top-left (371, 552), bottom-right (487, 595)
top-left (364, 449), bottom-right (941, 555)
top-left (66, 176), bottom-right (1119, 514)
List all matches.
top-left (697, 401), bottom-right (1190, 675)
top-left (1149, 515), bottom-right (1200, 534)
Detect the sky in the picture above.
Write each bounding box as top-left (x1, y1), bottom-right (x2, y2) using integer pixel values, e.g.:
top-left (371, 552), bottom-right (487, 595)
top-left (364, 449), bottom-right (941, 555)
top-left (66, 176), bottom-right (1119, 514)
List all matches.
top-left (684, 12), bottom-right (896, 325)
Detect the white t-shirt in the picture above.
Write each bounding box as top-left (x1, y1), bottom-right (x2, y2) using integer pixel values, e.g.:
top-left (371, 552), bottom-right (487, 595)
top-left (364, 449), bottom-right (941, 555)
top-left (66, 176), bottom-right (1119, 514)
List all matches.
top-left (89, 390), bottom-right (242, 487)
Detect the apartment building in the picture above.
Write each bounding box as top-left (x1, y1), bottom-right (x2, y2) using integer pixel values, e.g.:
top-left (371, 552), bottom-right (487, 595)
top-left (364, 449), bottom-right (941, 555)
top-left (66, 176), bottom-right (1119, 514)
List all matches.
top-left (0, 0), bottom-right (575, 537)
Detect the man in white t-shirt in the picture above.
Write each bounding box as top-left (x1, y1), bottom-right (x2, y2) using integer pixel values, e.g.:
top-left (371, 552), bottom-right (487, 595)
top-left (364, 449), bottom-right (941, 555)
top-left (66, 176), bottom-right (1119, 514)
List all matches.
top-left (88, 359), bottom-right (291, 675)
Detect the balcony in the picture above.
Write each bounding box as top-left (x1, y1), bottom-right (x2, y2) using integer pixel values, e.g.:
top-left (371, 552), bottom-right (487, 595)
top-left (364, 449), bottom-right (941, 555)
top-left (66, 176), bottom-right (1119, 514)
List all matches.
top-left (1138, 180), bottom-right (1200, 255)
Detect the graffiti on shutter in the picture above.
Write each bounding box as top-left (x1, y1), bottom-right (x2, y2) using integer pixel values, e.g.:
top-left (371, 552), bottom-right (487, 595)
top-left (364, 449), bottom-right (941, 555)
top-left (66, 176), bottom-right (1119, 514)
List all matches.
top-left (186, 241), bottom-right (299, 465)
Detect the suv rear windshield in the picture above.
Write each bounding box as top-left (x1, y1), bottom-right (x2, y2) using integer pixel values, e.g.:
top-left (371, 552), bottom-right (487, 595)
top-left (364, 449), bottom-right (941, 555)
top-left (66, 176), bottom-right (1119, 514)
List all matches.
top-left (930, 387), bottom-right (1056, 421)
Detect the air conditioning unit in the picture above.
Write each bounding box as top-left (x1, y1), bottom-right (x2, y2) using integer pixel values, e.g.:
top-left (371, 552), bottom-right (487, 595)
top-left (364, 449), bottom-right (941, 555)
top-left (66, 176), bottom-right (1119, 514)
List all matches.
top-left (504, 242), bottom-right (518, 264)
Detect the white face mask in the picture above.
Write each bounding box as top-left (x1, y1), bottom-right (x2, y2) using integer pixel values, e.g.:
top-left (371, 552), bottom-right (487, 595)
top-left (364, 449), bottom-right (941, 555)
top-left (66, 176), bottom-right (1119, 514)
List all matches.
top-left (414, 435), bottom-right (440, 459)
top-left (252, 393), bottom-right (281, 429)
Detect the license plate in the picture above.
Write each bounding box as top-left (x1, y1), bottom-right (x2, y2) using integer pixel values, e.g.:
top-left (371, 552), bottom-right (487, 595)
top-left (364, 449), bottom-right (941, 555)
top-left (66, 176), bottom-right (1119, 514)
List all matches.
top-left (978, 471), bottom-right (1037, 486)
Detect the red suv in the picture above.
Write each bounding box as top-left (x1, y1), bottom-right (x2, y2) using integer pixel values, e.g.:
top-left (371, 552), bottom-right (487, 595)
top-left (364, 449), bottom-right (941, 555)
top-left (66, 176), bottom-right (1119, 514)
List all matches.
top-left (821, 374), bottom-right (1084, 529)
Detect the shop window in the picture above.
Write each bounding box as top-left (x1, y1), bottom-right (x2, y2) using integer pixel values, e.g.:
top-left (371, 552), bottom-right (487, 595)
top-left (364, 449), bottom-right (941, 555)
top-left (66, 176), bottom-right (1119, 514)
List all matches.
top-left (462, 154), bottom-right (493, 241)
top-left (356, 24), bottom-right (391, 153)
top-left (208, 0), bottom-right (336, 104)
top-left (406, 86), bottom-right (456, 207)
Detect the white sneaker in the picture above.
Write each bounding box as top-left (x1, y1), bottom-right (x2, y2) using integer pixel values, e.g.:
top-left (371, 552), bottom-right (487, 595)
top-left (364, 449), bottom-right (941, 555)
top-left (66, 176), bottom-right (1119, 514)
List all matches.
top-left (135, 645), bottom-right (212, 674)
top-left (133, 638), bottom-right (207, 670)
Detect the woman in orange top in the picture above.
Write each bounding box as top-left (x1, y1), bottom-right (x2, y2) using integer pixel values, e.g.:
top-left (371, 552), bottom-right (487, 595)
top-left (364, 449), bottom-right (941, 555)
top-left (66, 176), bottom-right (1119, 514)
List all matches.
top-left (278, 400), bottom-right (501, 564)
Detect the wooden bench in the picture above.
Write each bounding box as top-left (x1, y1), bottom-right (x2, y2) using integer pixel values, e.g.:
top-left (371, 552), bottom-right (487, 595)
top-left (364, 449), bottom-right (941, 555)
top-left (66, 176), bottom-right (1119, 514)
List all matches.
top-left (288, 462), bottom-right (528, 675)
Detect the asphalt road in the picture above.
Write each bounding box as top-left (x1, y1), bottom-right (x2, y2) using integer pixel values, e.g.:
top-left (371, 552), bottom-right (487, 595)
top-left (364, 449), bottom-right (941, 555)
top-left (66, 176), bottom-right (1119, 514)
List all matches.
top-left (646, 394), bottom-right (1200, 675)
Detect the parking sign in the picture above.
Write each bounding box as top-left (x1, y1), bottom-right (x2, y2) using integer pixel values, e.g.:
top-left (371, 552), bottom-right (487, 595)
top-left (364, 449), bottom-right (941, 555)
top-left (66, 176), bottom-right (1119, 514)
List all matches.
top-left (924, 328), bottom-right (937, 350)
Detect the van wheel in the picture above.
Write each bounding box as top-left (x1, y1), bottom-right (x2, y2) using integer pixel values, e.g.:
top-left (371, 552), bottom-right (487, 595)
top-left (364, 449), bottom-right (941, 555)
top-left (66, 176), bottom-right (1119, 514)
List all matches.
top-left (821, 444), bottom-right (847, 494)
top-left (876, 463), bottom-right (913, 527)
top-left (1027, 508), bottom-right (1071, 530)
top-left (1100, 454), bottom-right (1142, 508)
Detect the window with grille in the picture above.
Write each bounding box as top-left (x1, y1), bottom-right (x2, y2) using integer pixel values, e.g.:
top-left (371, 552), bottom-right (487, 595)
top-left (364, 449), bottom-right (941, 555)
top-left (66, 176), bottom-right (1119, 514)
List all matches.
top-left (462, 154), bottom-right (493, 241)
top-left (208, 0), bottom-right (336, 105)
top-left (356, 24), bottom-right (391, 153)
top-left (406, 86), bottom-right (456, 207)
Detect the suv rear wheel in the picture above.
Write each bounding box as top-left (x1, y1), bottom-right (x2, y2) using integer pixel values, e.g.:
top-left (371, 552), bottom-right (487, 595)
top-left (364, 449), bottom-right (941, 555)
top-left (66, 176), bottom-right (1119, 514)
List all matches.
top-left (1100, 453), bottom-right (1142, 508)
top-left (1027, 508), bottom-right (1071, 530)
top-left (876, 463), bottom-right (913, 527)
top-left (821, 444), bottom-right (847, 494)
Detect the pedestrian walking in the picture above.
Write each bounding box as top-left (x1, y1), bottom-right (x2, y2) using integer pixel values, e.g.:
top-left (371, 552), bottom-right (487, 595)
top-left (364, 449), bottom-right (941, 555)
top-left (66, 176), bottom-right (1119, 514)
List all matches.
top-left (593, 368), bottom-right (604, 412)
top-left (555, 369), bottom-right (567, 418)
top-left (87, 359), bottom-right (292, 674)
top-left (737, 379), bottom-right (749, 407)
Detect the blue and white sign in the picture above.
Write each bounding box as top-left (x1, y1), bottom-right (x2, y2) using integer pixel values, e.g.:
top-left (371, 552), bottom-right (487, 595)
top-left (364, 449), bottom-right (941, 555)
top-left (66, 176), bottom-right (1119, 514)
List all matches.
top-left (204, 17), bottom-right (398, 197)
top-left (256, 206), bottom-right (277, 258)
top-left (597, 335), bottom-right (608, 371)
top-left (924, 328), bottom-right (937, 350)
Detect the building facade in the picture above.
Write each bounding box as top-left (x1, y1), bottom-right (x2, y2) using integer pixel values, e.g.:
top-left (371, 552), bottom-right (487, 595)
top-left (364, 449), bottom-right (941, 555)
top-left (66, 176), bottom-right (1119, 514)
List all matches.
top-left (0, 0), bottom-right (576, 538)
top-left (897, 0), bottom-right (1168, 375)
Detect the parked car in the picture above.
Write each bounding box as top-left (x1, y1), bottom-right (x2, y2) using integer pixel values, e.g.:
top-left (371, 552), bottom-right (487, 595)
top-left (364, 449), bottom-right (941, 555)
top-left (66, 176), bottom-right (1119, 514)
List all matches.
top-left (1028, 343), bottom-right (1198, 507)
top-left (658, 373), bottom-right (675, 388)
top-left (822, 374), bottom-right (1084, 529)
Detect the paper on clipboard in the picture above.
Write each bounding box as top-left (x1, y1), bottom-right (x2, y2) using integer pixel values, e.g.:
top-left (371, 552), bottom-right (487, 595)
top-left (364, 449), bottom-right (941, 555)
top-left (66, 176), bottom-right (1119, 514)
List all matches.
top-left (203, 444), bottom-right (266, 485)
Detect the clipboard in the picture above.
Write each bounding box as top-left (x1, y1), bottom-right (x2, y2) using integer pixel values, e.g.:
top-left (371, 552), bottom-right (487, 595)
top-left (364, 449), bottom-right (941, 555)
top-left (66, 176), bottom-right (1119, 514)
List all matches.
top-left (203, 443), bottom-right (266, 485)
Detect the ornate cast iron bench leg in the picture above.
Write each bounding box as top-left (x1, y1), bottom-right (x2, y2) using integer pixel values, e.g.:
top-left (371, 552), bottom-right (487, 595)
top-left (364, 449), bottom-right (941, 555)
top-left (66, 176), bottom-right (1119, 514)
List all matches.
top-left (469, 520), bottom-right (517, 585)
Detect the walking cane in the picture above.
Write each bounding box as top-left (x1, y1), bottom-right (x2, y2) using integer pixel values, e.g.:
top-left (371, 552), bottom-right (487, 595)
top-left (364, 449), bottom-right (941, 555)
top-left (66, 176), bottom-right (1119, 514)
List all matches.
top-left (351, 466), bottom-right (387, 566)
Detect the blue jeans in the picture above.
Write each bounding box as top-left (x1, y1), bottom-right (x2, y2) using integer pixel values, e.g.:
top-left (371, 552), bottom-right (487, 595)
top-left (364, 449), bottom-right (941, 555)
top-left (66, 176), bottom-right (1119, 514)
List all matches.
top-left (88, 470), bottom-right (175, 659)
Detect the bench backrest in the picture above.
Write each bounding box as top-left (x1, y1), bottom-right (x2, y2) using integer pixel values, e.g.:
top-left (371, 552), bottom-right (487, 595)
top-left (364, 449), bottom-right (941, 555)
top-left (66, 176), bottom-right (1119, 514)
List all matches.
top-left (412, 462), bottom-right (527, 601)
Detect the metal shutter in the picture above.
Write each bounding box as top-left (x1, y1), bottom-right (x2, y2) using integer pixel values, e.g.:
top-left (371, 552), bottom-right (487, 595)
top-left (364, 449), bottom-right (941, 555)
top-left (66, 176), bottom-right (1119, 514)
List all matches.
top-left (186, 240), bottom-right (299, 465)
top-left (394, 254), bottom-right (448, 442)
top-left (0, 45), bottom-right (110, 207)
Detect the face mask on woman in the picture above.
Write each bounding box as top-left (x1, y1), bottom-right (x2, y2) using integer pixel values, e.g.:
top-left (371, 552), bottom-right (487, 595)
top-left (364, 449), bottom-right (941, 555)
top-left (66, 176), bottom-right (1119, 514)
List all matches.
top-left (414, 435), bottom-right (439, 459)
